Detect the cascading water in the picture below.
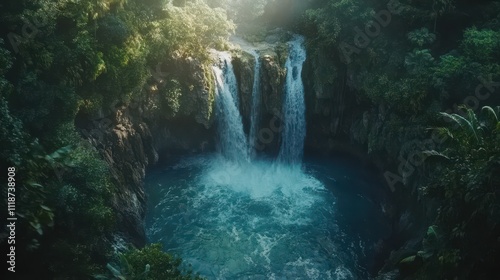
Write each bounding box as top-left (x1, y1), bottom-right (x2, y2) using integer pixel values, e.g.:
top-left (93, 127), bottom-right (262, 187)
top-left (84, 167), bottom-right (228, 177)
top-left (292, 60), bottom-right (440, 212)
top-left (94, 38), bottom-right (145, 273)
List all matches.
top-left (146, 37), bottom-right (390, 280)
top-left (278, 35), bottom-right (307, 165)
top-left (248, 50), bottom-right (261, 157)
top-left (212, 52), bottom-right (249, 162)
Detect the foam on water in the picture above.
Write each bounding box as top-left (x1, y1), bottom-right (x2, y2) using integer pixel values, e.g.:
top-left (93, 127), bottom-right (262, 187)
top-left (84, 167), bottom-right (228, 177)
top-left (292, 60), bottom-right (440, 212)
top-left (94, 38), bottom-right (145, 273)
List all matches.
top-left (146, 37), bottom-right (389, 280)
top-left (145, 154), bottom-right (386, 279)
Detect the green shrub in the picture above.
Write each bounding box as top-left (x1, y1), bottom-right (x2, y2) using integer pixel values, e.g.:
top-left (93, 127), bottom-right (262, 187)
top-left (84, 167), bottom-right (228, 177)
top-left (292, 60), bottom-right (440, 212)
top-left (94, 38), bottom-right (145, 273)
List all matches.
top-left (97, 244), bottom-right (204, 280)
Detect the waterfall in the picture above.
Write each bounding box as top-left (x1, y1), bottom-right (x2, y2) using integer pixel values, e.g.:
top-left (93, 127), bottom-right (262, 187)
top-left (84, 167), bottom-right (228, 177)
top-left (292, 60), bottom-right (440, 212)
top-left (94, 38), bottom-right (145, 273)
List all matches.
top-left (212, 52), bottom-right (249, 162)
top-left (278, 36), bottom-right (307, 165)
top-left (212, 35), bottom-right (307, 164)
top-left (248, 50), bottom-right (261, 157)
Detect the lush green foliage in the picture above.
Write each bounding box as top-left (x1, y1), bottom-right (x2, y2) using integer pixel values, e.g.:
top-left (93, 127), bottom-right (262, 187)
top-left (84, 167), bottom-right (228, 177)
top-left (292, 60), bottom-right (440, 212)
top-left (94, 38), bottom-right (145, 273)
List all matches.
top-left (394, 106), bottom-right (500, 278)
top-left (300, 0), bottom-right (500, 278)
top-left (148, 0), bottom-right (235, 63)
top-left (97, 244), bottom-right (204, 280)
top-left (411, 107), bottom-right (500, 278)
top-left (1, 0), bottom-right (499, 278)
top-left (204, 0), bottom-right (269, 23)
top-left (0, 0), bottom-right (233, 278)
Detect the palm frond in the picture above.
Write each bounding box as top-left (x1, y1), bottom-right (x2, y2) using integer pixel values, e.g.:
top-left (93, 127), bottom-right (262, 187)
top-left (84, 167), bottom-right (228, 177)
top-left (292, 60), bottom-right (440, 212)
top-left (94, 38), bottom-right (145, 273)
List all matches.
top-left (440, 112), bottom-right (479, 143)
top-left (422, 150), bottom-right (450, 160)
top-left (481, 106), bottom-right (499, 132)
top-left (482, 106), bottom-right (498, 122)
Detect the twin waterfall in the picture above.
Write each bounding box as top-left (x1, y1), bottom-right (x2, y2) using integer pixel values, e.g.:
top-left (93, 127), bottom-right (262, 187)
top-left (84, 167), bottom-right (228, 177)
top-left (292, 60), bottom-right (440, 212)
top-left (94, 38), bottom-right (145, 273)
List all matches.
top-left (213, 36), bottom-right (306, 165)
top-left (147, 37), bottom-right (366, 280)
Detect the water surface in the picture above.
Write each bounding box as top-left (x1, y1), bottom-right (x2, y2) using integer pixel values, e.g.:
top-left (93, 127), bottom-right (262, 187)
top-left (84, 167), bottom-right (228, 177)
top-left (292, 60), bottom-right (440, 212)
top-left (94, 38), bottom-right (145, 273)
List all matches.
top-left (145, 154), bottom-right (391, 279)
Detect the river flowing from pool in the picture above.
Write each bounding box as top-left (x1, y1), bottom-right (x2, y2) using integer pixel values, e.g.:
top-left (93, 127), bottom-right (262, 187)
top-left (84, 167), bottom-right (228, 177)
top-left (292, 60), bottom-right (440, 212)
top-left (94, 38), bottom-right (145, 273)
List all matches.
top-left (145, 155), bottom-right (390, 279)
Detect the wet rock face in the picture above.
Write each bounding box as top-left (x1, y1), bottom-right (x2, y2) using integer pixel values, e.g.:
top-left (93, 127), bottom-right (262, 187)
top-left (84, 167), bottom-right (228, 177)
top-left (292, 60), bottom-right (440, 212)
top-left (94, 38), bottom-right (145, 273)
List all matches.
top-left (172, 56), bottom-right (215, 129)
top-left (232, 50), bottom-right (255, 121)
top-left (78, 106), bottom-right (157, 247)
top-left (230, 41), bottom-right (288, 154)
top-left (78, 101), bottom-right (215, 246)
top-left (260, 51), bottom-right (286, 115)
top-left (232, 47), bottom-right (287, 121)
top-left (76, 55), bottom-right (217, 246)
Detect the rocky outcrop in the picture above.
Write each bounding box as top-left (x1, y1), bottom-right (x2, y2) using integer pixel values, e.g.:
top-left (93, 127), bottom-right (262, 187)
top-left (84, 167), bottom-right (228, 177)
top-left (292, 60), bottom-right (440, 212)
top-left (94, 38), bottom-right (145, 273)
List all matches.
top-left (230, 36), bottom-right (288, 154)
top-left (173, 56), bottom-right (215, 128)
top-left (75, 55), bottom-right (217, 246)
top-left (260, 48), bottom-right (287, 115)
top-left (232, 43), bottom-right (288, 121)
top-left (232, 50), bottom-right (255, 121)
top-left (77, 112), bottom-right (214, 246)
top-left (76, 106), bottom-right (156, 247)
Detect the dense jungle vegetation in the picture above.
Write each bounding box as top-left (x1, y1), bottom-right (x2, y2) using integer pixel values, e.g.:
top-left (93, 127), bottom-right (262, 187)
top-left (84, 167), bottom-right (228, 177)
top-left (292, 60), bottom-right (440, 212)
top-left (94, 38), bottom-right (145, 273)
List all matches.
top-left (1, 0), bottom-right (499, 279)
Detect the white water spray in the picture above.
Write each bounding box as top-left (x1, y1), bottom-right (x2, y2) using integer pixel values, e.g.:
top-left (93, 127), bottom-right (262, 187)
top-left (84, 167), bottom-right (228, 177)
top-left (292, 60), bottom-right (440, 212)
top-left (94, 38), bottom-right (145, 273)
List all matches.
top-left (146, 37), bottom-right (386, 280)
top-left (249, 50), bottom-right (262, 157)
top-left (212, 52), bottom-right (249, 162)
top-left (278, 36), bottom-right (307, 165)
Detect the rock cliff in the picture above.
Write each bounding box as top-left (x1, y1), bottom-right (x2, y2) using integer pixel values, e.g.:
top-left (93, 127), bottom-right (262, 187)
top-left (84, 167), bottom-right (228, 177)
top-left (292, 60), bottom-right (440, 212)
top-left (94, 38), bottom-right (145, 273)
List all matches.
top-left (75, 55), bottom-right (215, 246)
